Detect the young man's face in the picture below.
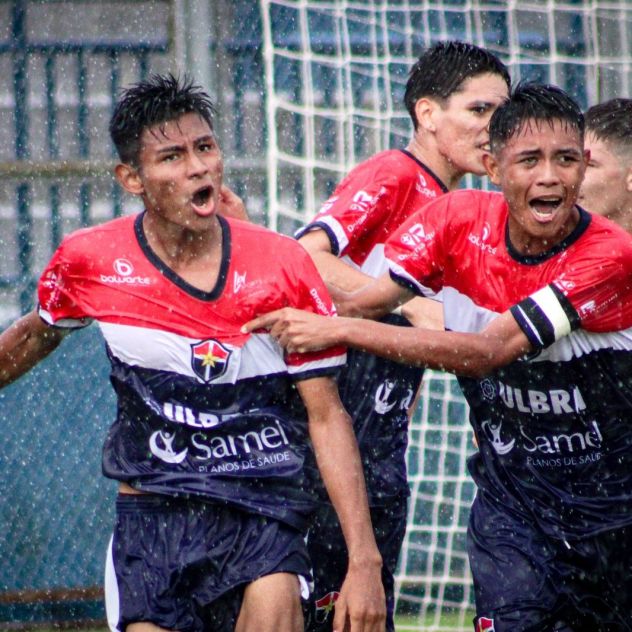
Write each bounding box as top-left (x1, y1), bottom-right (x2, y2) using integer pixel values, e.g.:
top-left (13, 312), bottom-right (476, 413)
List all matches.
top-left (429, 72), bottom-right (509, 177)
top-left (485, 118), bottom-right (588, 255)
top-left (579, 132), bottom-right (632, 221)
top-left (134, 112), bottom-right (224, 233)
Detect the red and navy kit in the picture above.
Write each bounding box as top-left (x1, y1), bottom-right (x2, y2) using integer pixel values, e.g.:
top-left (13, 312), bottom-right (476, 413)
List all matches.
top-left (38, 212), bottom-right (345, 532)
top-left (297, 149), bottom-right (447, 632)
top-left (386, 189), bottom-right (632, 540)
top-left (297, 149), bottom-right (447, 504)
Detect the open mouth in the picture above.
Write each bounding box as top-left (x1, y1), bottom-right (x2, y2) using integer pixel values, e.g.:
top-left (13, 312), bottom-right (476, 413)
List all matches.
top-left (529, 196), bottom-right (562, 221)
top-left (192, 186), bottom-right (212, 207)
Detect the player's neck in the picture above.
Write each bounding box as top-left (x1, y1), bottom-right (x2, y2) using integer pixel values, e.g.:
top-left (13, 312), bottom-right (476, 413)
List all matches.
top-left (406, 138), bottom-right (462, 191)
top-left (142, 212), bottom-right (224, 291)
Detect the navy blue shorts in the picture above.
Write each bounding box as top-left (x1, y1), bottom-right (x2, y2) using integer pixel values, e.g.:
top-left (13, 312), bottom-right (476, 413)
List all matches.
top-left (468, 491), bottom-right (632, 632)
top-left (304, 497), bottom-right (407, 632)
top-left (105, 494), bottom-right (311, 632)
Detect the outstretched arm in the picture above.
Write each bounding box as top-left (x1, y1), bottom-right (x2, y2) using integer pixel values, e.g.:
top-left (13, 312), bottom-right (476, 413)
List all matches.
top-left (0, 309), bottom-right (69, 388)
top-left (244, 308), bottom-right (532, 378)
top-left (297, 377), bottom-right (385, 632)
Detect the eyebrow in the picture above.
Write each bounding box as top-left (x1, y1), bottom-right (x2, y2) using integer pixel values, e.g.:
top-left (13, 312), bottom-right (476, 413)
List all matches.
top-left (154, 135), bottom-right (215, 154)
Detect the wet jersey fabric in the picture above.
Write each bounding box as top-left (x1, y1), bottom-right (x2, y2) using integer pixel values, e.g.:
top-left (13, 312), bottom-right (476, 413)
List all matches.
top-left (297, 149), bottom-right (446, 503)
top-left (385, 189), bottom-right (632, 540)
top-left (38, 213), bottom-right (345, 531)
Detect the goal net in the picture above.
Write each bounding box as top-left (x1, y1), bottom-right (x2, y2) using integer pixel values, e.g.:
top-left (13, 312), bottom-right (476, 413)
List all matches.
top-left (260, 1), bottom-right (632, 629)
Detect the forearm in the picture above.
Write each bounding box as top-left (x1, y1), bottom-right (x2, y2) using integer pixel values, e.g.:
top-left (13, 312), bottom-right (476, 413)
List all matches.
top-left (0, 310), bottom-right (65, 387)
top-left (309, 251), bottom-right (374, 293)
top-left (309, 410), bottom-right (381, 566)
top-left (332, 317), bottom-right (525, 377)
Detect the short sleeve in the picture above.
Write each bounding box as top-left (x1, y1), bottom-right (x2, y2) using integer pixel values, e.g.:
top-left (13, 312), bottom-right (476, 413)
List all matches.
top-left (295, 167), bottom-right (397, 257)
top-left (282, 243), bottom-right (347, 379)
top-left (384, 195), bottom-right (450, 296)
top-left (38, 240), bottom-right (92, 329)
top-left (511, 251), bottom-right (632, 349)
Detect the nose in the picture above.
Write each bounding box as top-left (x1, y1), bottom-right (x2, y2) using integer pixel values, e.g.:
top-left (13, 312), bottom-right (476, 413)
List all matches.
top-left (186, 150), bottom-right (209, 177)
top-left (536, 159), bottom-right (560, 186)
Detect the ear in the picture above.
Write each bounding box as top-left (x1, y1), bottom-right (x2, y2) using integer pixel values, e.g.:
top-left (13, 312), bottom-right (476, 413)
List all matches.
top-left (414, 97), bottom-right (438, 133)
top-left (483, 152), bottom-right (501, 186)
top-left (625, 165), bottom-right (632, 193)
top-left (115, 163), bottom-right (144, 196)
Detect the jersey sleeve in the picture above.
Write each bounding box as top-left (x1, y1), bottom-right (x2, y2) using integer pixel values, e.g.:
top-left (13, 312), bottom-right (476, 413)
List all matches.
top-left (295, 167), bottom-right (398, 257)
top-left (281, 243), bottom-right (347, 380)
top-left (510, 250), bottom-right (632, 349)
top-left (38, 238), bottom-right (93, 329)
top-left (384, 195), bottom-right (450, 296)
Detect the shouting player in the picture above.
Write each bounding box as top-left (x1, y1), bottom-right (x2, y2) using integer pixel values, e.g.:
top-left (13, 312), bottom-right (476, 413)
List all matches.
top-left (0, 75), bottom-right (385, 632)
top-left (245, 83), bottom-right (632, 631)
top-left (580, 98), bottom-right (632, 232)
top-left (295, 41), bottom-right (510, 632)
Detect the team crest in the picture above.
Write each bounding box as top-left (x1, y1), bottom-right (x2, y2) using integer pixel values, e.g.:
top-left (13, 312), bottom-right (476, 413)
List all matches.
top-left (314, 591), bottom-right (339, 623)
top-left (190, 339), bottom-right (232, 383)
top-left (476, 616), bottom-right (495, 632)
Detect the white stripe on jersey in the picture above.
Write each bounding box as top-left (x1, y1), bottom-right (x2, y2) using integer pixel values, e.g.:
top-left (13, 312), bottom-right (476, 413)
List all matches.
top-left (38, 307), bottom-right (92, 329)
top-left (317, 215), bottom-right (349, 254)
top-left (530, 285), bottom-right (573, 340)
top-left (99, 322), bottom-right (340, 383)
top-left (345, 244), bottom-right (388, 278)
top-left (443, 285), bottom-right (632, 362)
top-left (389, 262), bottom-right (436, 297)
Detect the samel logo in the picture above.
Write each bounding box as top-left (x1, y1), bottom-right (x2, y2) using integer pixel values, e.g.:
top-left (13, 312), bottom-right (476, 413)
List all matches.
top-left (191, 339), bottom-right (232, 383)
top-left (476, 616), bottom-right (495, 632)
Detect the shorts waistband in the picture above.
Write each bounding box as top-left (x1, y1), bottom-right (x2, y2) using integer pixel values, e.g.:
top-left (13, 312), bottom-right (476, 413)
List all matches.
top-left (115, 493), bottom-right (207, 514)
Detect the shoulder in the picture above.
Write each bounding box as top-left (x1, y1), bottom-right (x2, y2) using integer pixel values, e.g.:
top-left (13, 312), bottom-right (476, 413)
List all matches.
top-left (54, 214), bottom-right (137, 259)
top-left (228, 218), bottom-right (310, 260)
top-left (579, 212), bottom-right (632, 265)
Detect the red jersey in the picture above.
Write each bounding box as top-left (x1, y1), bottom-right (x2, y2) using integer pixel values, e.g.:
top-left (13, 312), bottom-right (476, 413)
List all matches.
top-left (296, 149), bottom-right (448, 277)
top-left (295, 148), bottom-right (447, 504)
top-left (386, 190), bottom-right (632, 538)
top-left (38, 213), bottom-right (345, 530)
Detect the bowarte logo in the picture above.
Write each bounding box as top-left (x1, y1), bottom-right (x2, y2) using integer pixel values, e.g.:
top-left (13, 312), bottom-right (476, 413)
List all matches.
top-left (416, 173), bottom-right (438, 198)
top-left (467, 222), bottom-right (497, 255)
top-left (481, 419), bottom-right (516, 455)
top-left (314, 591), bottom-right (339, 623)
top-left (149, 430), bottom-right (188, 464)
top-left (476, 616), bottom-right (495, 632)
top-left (191, 339), bottom-right (232, 383)
top-left (100, 258), bottom-right (151, 286)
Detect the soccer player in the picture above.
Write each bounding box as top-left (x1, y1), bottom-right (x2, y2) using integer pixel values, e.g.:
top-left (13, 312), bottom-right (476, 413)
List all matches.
top-left (580, 98), bottom-right (632, 232)
top-left (0, 75), bottom-right (385, 632)
top-left (294, 41), bottom-right (510, 632)
top-left (245, 82), bottom-right (632, 631)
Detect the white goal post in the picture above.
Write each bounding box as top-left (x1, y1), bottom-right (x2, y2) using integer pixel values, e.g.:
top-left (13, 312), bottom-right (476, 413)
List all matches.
top-left (260, 1), bottom-right (632, 629)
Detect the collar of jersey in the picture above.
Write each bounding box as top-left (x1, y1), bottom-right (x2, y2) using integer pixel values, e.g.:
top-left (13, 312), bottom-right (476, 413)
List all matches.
top-left (399, 149), bottom-right (449, 194)
top-left (504, 205), bottom-right (592, 265)
top-left (134, 211), bottom-right (231, 301)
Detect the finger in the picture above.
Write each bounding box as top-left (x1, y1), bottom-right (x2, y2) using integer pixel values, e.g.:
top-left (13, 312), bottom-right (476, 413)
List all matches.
top-left (332, 596), bottom-right (348, 632)
top-left (240, 311), bottom-right (282, 333)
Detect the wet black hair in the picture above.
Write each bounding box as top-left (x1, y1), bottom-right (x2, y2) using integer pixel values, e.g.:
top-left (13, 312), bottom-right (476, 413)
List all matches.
top-left (109, 73), bottom-right (216, 165)
top-left (404, 40), bottom-right (510, 130)
top-left (585, 98), bottom-right (632, 153)
top-left (489, 81), bottom-right (584, 153)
